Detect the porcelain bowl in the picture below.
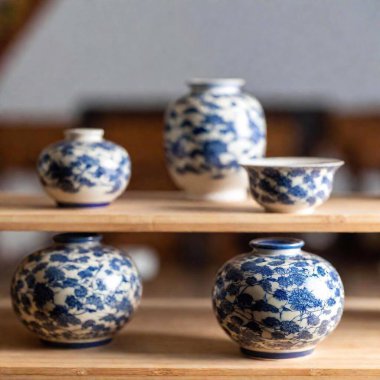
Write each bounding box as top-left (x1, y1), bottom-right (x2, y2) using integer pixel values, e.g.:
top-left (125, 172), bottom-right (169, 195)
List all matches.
top-left (241, 157), bottom-right (344, 213)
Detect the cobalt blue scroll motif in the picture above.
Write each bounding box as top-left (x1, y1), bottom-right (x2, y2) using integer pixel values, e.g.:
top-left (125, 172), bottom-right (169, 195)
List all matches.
top-left (11, 233), bottom-right (142, 346)
top-left (248, 167), bottom-right (335, 208)
top-left (164, 91), bottom-right (266, 180)
top-left (38, 140), bottom-right (131, 195)
top-left (212, 239), bottom-right (344, 356)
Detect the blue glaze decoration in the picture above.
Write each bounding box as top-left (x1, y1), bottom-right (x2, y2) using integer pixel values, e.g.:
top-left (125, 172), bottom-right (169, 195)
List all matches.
top-left (164, 79), bottom-right (266, 201)
top-left (212, 238), bottom-right (344, 358)
top-left (250, 238), bottom-right (304, 250)
top-left (53, 233), bottom-right (102, 244)
top-left (243, 158), bottom-right (343, 213)
top-left (37, 128), bottom-right (131, 207)
top-left (11, 233), bottom-right (142, 347)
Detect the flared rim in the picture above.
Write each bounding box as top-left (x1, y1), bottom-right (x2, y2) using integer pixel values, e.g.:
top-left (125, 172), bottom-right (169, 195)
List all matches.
top-left (240, 157), bottom-right (344, 169)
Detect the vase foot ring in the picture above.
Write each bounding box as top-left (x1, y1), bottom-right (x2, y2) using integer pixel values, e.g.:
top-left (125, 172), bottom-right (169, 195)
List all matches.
top-left (41, 338), bottom-right (112, 349)
top-left (241, 347), bottom-right (314, 359)
top-left (57, 202), bottom-right (110, 208)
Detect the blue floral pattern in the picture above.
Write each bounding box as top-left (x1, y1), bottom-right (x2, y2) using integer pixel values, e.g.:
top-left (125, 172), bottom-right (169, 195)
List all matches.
top-left (246, 166), bottom-right (339, 212)
top-left (37, 132), bottom-right (131, 206)
top-left (164, 81), bottom-right (266, 199)
top-left (11, 234), bottom-right (142, 345)
top-left (212, 239), bottom-right (344, 355)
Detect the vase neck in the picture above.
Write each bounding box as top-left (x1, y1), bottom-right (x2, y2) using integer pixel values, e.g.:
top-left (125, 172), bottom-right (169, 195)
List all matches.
top-left (64, 128), bottom-right (104, 143)
top-left (249, 238), bottom-right (304, 256)
top-left (188, 78), bottom-right (244, 95)
top-left (53, 233), bottom-right (103, 246)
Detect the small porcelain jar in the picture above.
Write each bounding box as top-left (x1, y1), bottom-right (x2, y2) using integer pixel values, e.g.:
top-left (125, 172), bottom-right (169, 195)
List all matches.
top-left (164, 78), bottom-right (266, 202)
top-left (37, 128), bottom-right (131, 207)
top-left (11, 233), bottom-right (142, 348)
top-left (212, 238), bottom-right (344, 359)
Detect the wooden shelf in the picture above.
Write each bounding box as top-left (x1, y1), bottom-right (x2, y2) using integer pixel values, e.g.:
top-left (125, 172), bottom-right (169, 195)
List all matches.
top-left (0, 191), bottom-right (379, 232)
top-left (0, 297), bottom-right (379, 379)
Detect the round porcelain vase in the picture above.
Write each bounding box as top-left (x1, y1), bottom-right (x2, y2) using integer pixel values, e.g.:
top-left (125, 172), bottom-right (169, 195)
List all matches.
top-left (212, 238), bottom-right (344, 359)
top-left (164, 78), bottom-right (266, 202)
top-left (11, 233), bottom-right (142, 348)
top-left (37, 128), bottom-right (131, 207)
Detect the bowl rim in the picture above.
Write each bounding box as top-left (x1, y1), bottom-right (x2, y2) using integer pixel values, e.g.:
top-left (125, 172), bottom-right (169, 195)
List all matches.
top-left (240, 157), bottom-right (344, 169)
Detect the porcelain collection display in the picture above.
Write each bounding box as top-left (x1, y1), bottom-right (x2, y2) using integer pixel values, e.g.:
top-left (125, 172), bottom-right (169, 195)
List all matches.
top-left (212, 238), bottom-right (344, 359)
top-left (11, 233), bottom-right (142, 348)
top-left (242, 157), bottom-right (344, 213)
top-left (7, 79), bottom-right (348, 358)
top-left (37, 128), bottom-right (131, 207)
top-left (164, 78), bottom-right (266, 202)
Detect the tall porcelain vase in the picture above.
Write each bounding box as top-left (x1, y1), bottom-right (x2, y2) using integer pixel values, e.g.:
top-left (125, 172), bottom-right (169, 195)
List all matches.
top-left (164, 78), bottom-right (266, 202)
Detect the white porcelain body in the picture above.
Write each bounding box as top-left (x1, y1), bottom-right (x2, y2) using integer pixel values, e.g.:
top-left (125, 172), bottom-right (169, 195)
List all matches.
top-left (37, 129), bottom-right (131, 207)
top-left (242, 157), bottom-right (344, 213)
top-left (212, 238), bottom-right (344, 359)
top-left (164, 79), bottom-right (266, 202)
top-left (11, 233), bottom-right (142, 347)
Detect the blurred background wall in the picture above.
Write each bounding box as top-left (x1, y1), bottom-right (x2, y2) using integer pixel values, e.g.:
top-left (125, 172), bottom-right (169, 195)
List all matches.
top-left (1, 0), bottom-right (380, 118)
top-left (0, 0), bottom-right (380, 299)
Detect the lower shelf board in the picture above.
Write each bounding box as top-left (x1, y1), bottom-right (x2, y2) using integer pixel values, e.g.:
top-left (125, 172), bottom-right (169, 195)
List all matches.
top-left (0, 298), bottom-right (379, 379)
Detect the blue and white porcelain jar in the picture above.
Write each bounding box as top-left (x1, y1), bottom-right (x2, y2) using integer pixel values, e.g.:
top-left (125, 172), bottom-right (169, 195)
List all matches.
top-left (11, 233), bottom-right (142, 348)
top-left (164, 78), bottom-right (266, 202)
top-left (37, 128), bottom-right (131, 207)
top-left (212, 238), bottom-right (344, 359)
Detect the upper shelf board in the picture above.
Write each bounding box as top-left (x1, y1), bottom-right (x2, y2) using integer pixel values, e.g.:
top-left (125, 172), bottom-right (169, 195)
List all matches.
top-left (0, 191), bottom-right (378, 232)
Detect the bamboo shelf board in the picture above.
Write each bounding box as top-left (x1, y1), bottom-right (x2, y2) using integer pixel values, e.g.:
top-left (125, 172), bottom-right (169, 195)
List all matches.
top-left (0, 297), bottom-right (379, 379)
top-left (0, 192), bottom-right (379, 233)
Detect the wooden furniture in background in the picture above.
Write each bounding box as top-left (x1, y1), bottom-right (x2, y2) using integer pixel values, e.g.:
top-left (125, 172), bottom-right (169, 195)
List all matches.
top-left (0, 0), bottom-right (48, 67)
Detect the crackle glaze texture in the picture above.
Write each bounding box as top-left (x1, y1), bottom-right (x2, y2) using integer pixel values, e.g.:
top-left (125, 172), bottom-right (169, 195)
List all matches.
top-left (37, 129), bottom-right (131, 207)
top-left (164, 79), bottom-right (266, 201)
top-left (11, 234), bottom-right (142, 346)
top-left (212, 239), bottom-right (344, 358)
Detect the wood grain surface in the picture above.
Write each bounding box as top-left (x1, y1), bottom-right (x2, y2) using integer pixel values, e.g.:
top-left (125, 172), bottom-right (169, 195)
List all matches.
top-left (0, 297), bottom-right (379, 379)
top-left (0, 192), bottom-right (379, 232)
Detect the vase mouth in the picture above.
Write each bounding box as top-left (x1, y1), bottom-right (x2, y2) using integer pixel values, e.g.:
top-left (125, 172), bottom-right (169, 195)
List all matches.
top-left (188, 78), bottom-right (245, 87)
top-left (64, 128), bottom-right (104, 142)
top-left (188, 78), bottom-right (245, 94)
top-left (53, 233), bottom-right (103, 244)
top-left (249, 237), bottom-right (304, 250)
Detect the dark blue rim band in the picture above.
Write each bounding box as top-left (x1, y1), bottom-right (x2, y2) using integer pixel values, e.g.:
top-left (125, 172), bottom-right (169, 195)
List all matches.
top-left (241, 347), bottom-right (314, 359)
top-left (249, 237), bottom-right (304, 250)
top-left (57, 202), bottom-right (110, 208)
top-left (41, 338), bottom-right (112, 349)
top-left (53, 233), bottom-right (102, 244)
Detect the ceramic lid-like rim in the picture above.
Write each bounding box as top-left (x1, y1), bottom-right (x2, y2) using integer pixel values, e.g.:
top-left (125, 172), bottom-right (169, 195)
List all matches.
top-left (250, 237), bottom-right (305, 250)
top-left (240, 157), bottom-right (344, 169)
top-left (187, 78), bottom-right (246, 87)
top-left (53, 233), bottom-right (103, 244)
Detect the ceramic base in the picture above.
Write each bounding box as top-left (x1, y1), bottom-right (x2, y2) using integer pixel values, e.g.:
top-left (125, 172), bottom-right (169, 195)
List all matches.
top-left (186, 189), bottom-right (248, 202)
top-left (263, 205), bottom-right (316, 214)
top-left (241, 347), bottom-right (314, 360)
top-left (57, 202), bottom-right (110, 208)
top-left (41, 338), bottom-right (112, 349)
